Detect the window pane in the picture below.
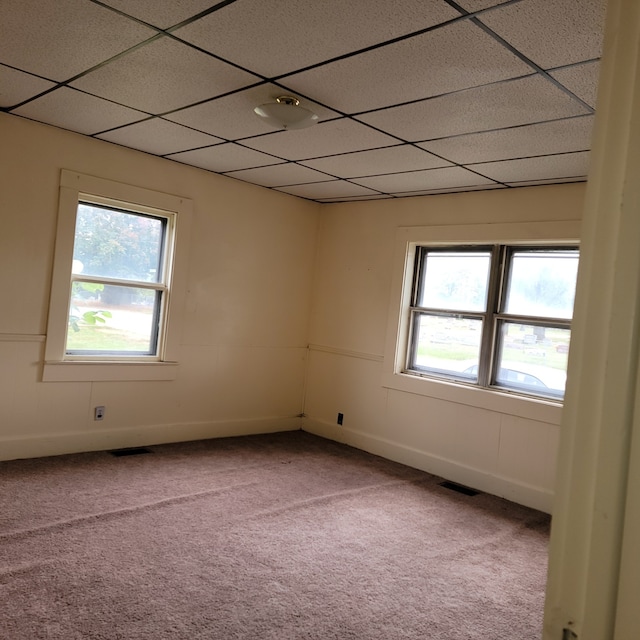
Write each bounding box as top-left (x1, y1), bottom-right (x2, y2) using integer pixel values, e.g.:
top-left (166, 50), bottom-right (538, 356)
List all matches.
top-left (504, 249), bottom-right (578, 319)
top-left (72, 204), bottom-right (165, 282)
top-left (66, 283), bottom-right (160, 355)
top-left (411, 314), bottom-right (483, 377)
top-left (418, 251), bottom-right (491, 312)
top-left (495, 322), bottom-right (571, 397)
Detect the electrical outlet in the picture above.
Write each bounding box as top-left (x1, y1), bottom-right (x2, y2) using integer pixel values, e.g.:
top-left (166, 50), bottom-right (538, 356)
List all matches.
top-left (337, 412), bottom-right (344, 425)
top-left (94, 406), bottom-right (105, 421)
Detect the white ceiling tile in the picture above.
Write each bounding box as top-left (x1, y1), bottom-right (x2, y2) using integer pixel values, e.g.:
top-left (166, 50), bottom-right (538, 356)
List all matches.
top-left (478, 0), bottom-right (606, 69)
top-left (0, 0), bottom-right (607, 201)
top-left (226, 164), bottom-right (332, 187)
top-left (276, 182), bottom-right (380, 200)
top-left (352, 167), bottom-right (497, 193)
top-left (301, 145), bottom-right (451, 178)
top-left (455, 1), bottom-right (513, 11)
top-left (99, 0), bottom-right (218, 29)
top-left (284, 21), bottom-right (532, 114)
top-left (0, 0), bottom-right (155, 81)
top-left (357, 75), bottom-right (589, 142)
top-left (97, 118), bottom-right (223, 155)
top-left (0, 65), bottom-right (55, 108)
top-left (173, 0), bottom-right (461, 77)
top-left (168, 143), bottom-right (284, 173)
top-left (418, 115), bottom-right (594, 164)
top-left (550, 61), bottom-right (601, 109)
top-left (470, 151), bottom-right (590, 183)
top-left (71, 37), bottom-right (260, 114)
top-left (165, 84), bottom-right (339, 140)
top-left (12, 87), bottom-right (147, 135)
top-left (241, 119), bottom-right (398, 161)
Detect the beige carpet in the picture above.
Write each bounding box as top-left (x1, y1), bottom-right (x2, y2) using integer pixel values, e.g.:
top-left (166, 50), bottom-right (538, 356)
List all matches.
top-left (0, 431), bottom-right (550, 639)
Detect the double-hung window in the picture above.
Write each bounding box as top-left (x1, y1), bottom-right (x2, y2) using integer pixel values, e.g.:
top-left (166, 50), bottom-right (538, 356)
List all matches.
top-left (43, 170), bottom-right (192, 382)
top-left (67, 200), bottom-right (172, 358)
top-left (406, 245), bottom-right (579, 399)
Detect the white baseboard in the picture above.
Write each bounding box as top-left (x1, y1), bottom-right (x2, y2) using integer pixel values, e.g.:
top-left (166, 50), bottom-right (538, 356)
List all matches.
top-left (303, 417), bottom-right (553, 514)
top-left (0, 416), bottom-right (302, 462)
top-left (3, 415), bottom-right (553, 513)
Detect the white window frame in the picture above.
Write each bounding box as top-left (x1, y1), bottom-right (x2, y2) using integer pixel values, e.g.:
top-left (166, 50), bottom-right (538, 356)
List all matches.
top-left (382, 221), bottom-right (580, 423)
top-left (43, 170), bottom-right (192, 382)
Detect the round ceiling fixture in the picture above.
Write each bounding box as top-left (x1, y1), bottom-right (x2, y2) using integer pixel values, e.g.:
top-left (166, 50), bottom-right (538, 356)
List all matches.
top-left (254, 95), bottom-right (319, 130)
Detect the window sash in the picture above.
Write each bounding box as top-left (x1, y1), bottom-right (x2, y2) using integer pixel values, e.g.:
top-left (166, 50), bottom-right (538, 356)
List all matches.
top-left (412, 245), bottom-right (494, 313)
top-left (74, 202), bottom-right (168, 284)
top-left (406, 311), bottom-right (485, 377)
top-left (500, 246), bottom-right (579, 320)
top-left (493, 319), bottom-right (571, 398)
top-left (66, 288), bottom-right (164, 357)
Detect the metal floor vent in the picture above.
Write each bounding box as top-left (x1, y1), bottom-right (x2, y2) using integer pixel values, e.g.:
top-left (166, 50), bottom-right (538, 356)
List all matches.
top-left (109, 447), bottom-right (153, 457)
top-left (439, 480), bottom-right (480, 496)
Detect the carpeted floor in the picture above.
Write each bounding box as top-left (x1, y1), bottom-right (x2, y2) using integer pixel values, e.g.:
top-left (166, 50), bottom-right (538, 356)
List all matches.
top-left (0, 431), bottom-right (550, 639)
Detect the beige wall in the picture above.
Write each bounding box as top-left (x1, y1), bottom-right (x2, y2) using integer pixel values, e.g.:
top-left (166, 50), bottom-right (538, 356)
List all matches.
top-left (303, 185), bottom-right (585, 513)
top-left (0, 112), bottom-right (586, 515)
top-left (0, 113), bottom-right (319, 459)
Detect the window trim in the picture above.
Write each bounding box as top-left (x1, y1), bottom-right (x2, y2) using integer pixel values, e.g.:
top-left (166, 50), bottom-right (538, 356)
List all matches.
top-left (43, 170), bottom-right (192, 382)
top-left (382, 221), bottom-right (580, 423)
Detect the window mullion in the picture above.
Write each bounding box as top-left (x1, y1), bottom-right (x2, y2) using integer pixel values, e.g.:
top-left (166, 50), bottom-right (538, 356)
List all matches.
top-left (477, 245), bottom-right (502, 387)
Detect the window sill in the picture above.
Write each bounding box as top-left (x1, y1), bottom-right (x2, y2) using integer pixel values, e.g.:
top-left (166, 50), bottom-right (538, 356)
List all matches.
top-left (42, 361), bottom-right (179, 382)
top-left (382, 370), bottom-right (563, 424)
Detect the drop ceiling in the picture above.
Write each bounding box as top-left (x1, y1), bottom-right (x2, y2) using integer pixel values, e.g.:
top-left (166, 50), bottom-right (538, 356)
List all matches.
top-left (0, 0), bottom-right (605, 202)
